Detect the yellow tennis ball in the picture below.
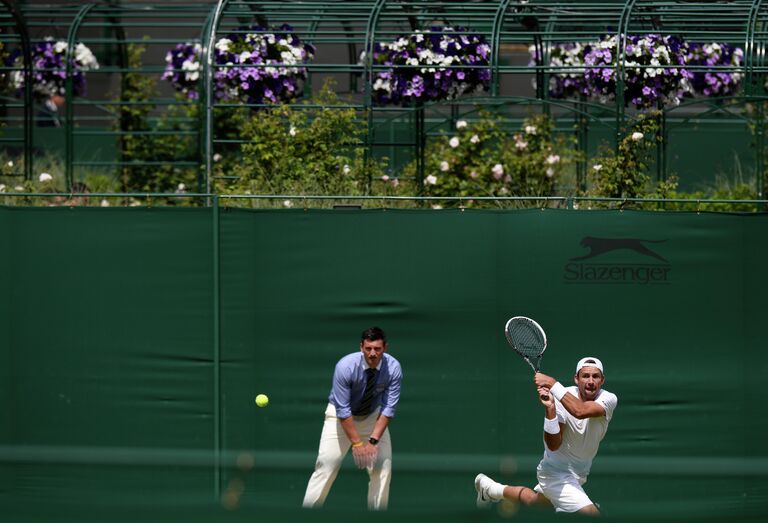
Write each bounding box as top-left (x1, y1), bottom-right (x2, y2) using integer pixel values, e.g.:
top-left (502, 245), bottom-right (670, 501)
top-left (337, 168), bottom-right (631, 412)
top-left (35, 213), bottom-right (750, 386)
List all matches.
top-left (255, 394), bottom-right (269, 408)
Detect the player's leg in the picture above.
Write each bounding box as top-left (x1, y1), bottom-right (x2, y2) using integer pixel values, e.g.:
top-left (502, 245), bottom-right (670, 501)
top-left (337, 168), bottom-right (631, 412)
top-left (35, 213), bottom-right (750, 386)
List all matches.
top-left (302, 404), bottom-right (350, 508)
top-left (366, 426), bottom-right (391, 510)
top-left (475, 473), bottom-right (552, 509)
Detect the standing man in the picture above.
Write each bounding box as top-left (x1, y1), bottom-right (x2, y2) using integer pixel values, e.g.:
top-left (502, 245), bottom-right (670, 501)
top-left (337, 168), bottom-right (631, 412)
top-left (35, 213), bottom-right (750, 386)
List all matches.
top-left (475, 357), bottom-right (617, 515)
top-left (303, 326), bottom-right (403, 510)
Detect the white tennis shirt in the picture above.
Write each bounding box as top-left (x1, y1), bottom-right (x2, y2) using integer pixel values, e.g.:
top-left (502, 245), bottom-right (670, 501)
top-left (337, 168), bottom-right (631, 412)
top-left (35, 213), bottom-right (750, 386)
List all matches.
top-left (538, 386), bottom-right (618, 481)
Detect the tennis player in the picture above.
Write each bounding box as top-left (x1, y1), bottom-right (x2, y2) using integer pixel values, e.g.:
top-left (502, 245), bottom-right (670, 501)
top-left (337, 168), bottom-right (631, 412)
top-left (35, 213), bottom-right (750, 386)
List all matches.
top-left (475, 357), bottom-right (617, 515)
top-left (302, 327), bottom-right (403, 511)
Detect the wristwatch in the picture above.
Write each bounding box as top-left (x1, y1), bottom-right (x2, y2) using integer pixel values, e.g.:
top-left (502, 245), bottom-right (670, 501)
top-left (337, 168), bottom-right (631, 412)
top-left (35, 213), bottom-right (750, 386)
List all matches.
top-left (368, 437), bottom-right (379, 446)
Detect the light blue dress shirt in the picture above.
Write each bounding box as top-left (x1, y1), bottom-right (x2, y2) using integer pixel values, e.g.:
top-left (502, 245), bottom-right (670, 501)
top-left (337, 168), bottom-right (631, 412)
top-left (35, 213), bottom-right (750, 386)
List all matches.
top-left (328, 352), bottom-right (403, 419)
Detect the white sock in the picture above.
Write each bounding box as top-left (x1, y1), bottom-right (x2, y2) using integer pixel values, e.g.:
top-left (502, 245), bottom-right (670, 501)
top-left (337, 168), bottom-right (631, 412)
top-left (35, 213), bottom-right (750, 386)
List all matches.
top-left (488, 480), bottom-right (505, 500)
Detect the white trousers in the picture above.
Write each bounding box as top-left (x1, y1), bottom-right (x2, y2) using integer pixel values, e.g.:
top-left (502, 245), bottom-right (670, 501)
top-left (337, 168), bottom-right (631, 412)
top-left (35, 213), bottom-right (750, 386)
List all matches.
top-left (302, 402), bottom-right (392, 510)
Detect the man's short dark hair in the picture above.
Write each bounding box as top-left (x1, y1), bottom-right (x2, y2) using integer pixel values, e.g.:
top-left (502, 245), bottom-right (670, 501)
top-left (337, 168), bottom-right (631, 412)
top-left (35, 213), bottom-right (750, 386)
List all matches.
top-left (361, 326), bottom-right (386, 343)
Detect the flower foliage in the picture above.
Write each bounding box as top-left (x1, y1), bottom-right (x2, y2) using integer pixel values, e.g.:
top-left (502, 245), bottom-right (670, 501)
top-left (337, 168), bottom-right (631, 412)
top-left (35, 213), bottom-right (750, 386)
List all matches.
top-left (411, 113), bottom-right (578, 206)
top-left (369, 26), bottom-right (491, 106)
top-left (584, 34), bottom-right (692, 109)
top-left (685, 42), bottom-right (743, 97)
top-left (7, 38), bottom-right (99, 101)
top-left (163, 24), bottom-right (315, 104)
top-left (531, 35), bottom-right (746, 108)
top-left (530, 42), bottom-right (590, 99)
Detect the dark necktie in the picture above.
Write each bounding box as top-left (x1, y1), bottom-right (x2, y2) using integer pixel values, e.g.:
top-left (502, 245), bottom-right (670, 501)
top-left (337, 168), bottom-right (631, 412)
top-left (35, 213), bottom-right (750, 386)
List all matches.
top-left (355, 368), bottom-right (377, 416)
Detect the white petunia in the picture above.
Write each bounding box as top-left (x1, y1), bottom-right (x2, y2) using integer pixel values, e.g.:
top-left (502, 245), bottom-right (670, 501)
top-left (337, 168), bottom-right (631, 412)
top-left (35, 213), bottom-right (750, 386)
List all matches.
top-left (449, 137), bottom-right (460, 148)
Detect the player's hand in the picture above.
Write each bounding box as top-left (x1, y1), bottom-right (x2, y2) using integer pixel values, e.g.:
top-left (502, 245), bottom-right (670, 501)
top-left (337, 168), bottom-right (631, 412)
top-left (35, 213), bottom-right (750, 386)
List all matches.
top-left (534, 372), bottom-right (556, 389)
top-left (351, 444), bottom-right (367, 469)
top-left (364, 444), bottom-right (379, 469)
top-left (537, 385), bottom-right (554, 407)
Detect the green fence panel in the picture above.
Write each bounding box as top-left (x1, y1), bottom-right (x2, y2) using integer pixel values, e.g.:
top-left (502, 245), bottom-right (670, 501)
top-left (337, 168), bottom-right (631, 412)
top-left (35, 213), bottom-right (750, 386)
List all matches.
top-left (1, 206), bottom-right (767, 522)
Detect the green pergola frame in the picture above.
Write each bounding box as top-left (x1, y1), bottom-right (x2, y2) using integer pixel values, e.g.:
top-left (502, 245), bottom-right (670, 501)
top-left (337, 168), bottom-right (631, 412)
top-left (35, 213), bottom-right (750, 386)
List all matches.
top-left (2, 0), bottom-right (768, 196)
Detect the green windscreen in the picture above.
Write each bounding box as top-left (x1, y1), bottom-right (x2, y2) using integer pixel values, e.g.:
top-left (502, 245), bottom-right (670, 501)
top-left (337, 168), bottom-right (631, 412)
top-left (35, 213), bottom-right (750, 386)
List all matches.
top-left (0, 206), bottom-right (765, 522)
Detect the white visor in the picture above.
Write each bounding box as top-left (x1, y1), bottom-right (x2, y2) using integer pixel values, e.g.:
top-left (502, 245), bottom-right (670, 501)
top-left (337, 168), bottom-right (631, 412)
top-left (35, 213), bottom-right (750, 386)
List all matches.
top-left (576, 357), bottom-right (604, 375)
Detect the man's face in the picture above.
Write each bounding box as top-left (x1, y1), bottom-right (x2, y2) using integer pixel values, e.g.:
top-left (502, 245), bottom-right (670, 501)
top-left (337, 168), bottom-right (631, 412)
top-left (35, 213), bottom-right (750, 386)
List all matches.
top-left (360, 339), bottom-right (387, 368)
top-left (574, 366), bottom-right (604, 401)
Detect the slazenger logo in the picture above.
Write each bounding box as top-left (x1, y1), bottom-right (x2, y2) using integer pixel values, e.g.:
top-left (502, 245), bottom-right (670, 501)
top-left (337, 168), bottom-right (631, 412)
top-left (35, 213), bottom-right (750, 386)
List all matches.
top-left (564, 236), bottom-right (671, 285)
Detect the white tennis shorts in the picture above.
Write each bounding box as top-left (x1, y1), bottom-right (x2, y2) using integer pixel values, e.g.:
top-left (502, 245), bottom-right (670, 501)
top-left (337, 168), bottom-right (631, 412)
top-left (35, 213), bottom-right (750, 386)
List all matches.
top-left (534, 470), bottom-right (594, 513)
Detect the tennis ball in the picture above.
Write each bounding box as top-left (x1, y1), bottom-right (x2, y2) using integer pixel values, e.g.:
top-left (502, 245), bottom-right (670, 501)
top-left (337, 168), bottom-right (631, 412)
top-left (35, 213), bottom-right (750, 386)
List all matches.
top-left (255, 394), bottom-right (269, 408)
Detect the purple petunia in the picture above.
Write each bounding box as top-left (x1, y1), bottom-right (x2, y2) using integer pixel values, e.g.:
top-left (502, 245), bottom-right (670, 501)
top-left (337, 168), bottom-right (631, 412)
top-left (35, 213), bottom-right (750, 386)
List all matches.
top-left (368, 26), bottom-right (491, 106)
top-left (163, 24), bottom-right (315, 105)
top-left (7, 38), bottom-right (98, 102)
top-left (685, 42), bottom-right (743, 97)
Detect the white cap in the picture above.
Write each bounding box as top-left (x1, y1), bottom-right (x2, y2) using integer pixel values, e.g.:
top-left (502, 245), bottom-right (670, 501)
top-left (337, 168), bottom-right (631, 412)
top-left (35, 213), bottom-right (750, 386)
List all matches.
top-left (576, 357), bottom-right (604, 375)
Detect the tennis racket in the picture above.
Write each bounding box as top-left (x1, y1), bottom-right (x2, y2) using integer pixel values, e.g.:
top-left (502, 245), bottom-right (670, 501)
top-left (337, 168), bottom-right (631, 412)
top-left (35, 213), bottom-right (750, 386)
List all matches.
top-left (504, 316), bottom-right (549, 399)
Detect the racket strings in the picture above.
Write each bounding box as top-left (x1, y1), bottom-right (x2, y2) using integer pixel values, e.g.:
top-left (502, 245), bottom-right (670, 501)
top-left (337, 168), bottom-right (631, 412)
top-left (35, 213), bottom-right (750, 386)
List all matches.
top-left (507, 322), bottom-right (546, 359)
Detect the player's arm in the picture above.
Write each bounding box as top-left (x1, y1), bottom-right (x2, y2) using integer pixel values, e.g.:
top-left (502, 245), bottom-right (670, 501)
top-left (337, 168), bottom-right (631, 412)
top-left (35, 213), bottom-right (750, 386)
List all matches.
top-left (534, 373), bottom-right (606, 419)
top-left (330, 365), bottom-right (368, 468)
top-left (539, 386), bottom-right (564, 451)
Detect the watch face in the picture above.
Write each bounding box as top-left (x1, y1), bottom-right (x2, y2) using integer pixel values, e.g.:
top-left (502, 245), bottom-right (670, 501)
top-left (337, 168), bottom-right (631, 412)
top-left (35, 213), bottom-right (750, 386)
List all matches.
top-left (369, 437), bottom-right (379, 445)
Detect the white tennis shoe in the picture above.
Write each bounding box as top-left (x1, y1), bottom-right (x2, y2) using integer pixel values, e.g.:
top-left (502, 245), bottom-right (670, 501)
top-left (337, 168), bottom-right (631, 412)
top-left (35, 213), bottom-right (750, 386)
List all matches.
top-left (474, 473), bottom-right (500, 508)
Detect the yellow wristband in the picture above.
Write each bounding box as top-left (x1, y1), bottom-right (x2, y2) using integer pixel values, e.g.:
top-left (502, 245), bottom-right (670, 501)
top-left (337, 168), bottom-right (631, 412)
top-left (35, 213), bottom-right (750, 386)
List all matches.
top-left (352, 442), bottom-right (363, 448)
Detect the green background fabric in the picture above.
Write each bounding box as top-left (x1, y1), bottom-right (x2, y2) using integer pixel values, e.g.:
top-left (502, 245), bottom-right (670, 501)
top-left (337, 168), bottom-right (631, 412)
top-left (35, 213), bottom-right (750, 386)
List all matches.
top-left (1, 206), bottom-right (766, 522)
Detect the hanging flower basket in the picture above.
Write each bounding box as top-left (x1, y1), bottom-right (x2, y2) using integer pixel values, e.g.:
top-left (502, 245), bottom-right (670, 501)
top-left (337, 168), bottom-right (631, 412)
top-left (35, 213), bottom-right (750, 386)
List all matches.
top-left (685, 42), bottom-right (743, 97)
top-left (163, 24), bottom-right (315, 104)
top-left (583, 34), bottom-right (692, 109)
top-left (7, 38), bottom-right (99, 102)
top-left (368, 26), bottom-right (491, 106)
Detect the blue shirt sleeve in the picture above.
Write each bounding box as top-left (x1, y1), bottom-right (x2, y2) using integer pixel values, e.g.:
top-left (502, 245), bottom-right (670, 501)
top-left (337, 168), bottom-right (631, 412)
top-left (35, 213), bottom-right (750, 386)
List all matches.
top-left (380, 358), bottom-right (403, 418)
top-left (330, 359), bottom-right (354, 418)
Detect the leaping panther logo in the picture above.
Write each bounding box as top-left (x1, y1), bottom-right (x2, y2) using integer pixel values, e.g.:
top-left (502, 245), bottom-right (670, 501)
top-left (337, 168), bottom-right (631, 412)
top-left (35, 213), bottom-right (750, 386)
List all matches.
top-left (570, 237), bottom-right (668, 262)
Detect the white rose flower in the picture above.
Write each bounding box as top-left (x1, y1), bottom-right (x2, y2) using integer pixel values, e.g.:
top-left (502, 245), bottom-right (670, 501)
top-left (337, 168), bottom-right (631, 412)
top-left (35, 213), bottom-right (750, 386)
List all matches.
top-left (38, 172), bottom-right (53, 183)
top-left (381, 174), bottom-right (390, 182)
top-left (177, 183), bottom-right (186, 192)
top-left (525, 125), bottom-right (537, 135)
top-left (491, 164), bottom-right (504, 179)
top-left (213, 153), bottom-right (222, 163)
top-left (14, 185), bottom-right (24, 192)
top-left (456, 120), bottom-right (468, 129)
top-left (0, 184), bottom-right (5, 192)
top-left (515, 140), bottom-right (528, 150)
top-left (439, 161), bottom-right (450, 172)
top-left (593, 164), bottom-right (603, 171)
top-left (431, 204), bottom-right (443, 210)
top-left (631, 132), bottom-right (644, 141)
top-left (470, 170), bottom-right (479, 179)
top-left (342, 165), bottom-right (351, 175)
top-left (449, 137), bottom-right (460, 148)
top-left (283, 200), bottom-right (294, 208)
top-left (425, 174), bottom-right (438, 185)
top-left (546, 167), bottom-right (555, 178)
top-left (546, 154), bottom-right (560, 165)
top-left (470, 134), bottom-right (480, 144)
top-left (7, 160), bottom-right (13, 167)
top-left (289, 126), bottom-right (297, 137)
top-left (100, 199), bottom-right (110, 207)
